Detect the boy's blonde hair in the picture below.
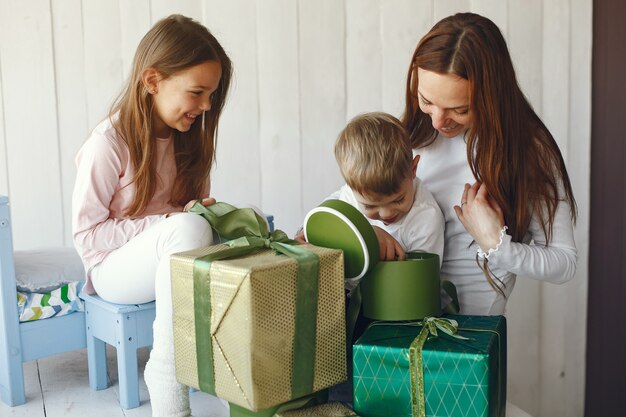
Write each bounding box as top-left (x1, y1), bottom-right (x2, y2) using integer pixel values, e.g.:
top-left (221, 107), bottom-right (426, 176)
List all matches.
top-left (335, 112), bottom-right (413, 196)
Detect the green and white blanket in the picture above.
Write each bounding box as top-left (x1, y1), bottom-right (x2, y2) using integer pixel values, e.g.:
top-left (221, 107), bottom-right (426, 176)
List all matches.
top-left (17, 281), bottom-right (84, 322)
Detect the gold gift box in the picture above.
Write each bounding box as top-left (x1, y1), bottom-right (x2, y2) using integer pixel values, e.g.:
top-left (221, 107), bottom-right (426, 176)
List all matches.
top-left (170, 243), bottom-right (347, 411)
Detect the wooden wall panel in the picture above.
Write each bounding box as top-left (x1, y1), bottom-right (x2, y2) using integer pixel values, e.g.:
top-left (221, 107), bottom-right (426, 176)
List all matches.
top-left (471, 0), bottom-right (508, 36)
top-left (345, 0), bottom-right (382, 120)
top-left (542, 0), bottom-right (571, 156)
top-left (567, 0), bottom-right (592, 416)
top-left (380, 0), bottom-right (431, 116)
top-left (256, 0), bottom-right (302, 235)
top-left (151, 0), bottom-right (203, 23)
top-left (540, 2), bottom-right (572, 416)
top-left (119, 0), bottom-right (151, 78)
top-left (51, 0), bottom-right (89, 246)
top-left (508, 0), bottom-right (544, 112)
top-left (0, 0), bottom-right (63, 249)
top-left (204, 0), bottom-right (262, 209)
top-left (434, 0), bottom-right (471, 22)
top-left (298, 0), bottom-right (346, 212)
top-left (504, 3), bottom-right (544, 414)
top-left (82, 1), bottom-right (123, 130)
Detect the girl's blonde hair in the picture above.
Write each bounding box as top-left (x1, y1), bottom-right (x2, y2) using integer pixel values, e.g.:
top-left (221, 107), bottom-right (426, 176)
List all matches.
top-left (335, 112), bottom-right (413, 196)
top-left (110, 14), bottom-right (232, 217)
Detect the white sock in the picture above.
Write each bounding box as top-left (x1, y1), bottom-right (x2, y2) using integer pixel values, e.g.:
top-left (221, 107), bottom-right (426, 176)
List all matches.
top-left (145, 309), bottom-right (191, 417)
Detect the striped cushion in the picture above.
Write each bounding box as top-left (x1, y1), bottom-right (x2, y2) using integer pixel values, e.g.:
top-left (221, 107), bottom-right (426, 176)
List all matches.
top-left (17, 281), bottom-right (84, 322)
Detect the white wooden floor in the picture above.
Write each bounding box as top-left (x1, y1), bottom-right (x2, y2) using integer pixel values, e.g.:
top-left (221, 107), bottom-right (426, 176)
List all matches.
top-left (0, 346), bottom-right (229, 417)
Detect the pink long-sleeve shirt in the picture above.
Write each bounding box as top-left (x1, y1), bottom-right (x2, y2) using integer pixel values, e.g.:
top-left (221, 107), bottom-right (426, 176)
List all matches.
top-left (72, 117), bottom-right (208, 292)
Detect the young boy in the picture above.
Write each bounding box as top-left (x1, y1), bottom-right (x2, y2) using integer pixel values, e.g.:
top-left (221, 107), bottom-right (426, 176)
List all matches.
top-left (323, 112), bottom-right (446, 402)
top-left (329, 112), bottom-right (444, 279)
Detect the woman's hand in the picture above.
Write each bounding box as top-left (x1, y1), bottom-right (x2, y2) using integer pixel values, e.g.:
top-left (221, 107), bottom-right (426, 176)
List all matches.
top-left (373, 226), bottom-right (406, 261)
top-left (453, 182), bottom-right (505, 251)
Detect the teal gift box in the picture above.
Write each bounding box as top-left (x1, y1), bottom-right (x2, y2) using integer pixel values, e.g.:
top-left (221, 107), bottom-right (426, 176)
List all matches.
top-left (353, 315), bottom-right (506, 417)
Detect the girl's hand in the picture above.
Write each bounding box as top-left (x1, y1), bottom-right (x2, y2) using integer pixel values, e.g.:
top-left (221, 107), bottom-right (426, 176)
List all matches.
top-left (167, 197), bottom-right (217, 217)
top-left (373, 226), bottom-right (406, 261)
top-left (453, 182), bottom-right (505, 251)
top-left (183, 197), bottom-right (216, 212)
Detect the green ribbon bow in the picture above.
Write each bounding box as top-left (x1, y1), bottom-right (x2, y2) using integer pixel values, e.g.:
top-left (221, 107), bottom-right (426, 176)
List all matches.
top-left (409, 317), bottom-right (469, 417)
top-left (189, 202), bottom-right (320, 401)
top-left (190, 200), bottom-right (273, 241)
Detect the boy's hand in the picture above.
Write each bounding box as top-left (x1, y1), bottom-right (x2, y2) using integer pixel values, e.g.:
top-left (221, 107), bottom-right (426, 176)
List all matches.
top-left (294, 228), bottom-right (307, 243)
top-left (372, 226), bottom-right (406, 261)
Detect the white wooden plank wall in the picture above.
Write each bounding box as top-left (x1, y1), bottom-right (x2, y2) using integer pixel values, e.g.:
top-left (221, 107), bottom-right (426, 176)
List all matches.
top-left (505, 0), bottom-right (544, 412)
top-left (0, 1), bottom-right (591, 416)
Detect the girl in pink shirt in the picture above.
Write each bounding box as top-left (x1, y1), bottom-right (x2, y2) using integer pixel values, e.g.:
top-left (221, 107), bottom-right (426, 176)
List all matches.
top-left (72, 15), bottom-right (232, 416)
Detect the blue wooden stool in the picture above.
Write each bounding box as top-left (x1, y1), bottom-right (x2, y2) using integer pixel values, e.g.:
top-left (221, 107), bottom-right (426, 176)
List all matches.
top-left (80, 292), bottom-right (155, 409)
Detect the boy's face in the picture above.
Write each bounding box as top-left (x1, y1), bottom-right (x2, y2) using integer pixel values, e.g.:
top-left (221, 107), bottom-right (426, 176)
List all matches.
top-left (353, 154), bottom-right (419, 225)
top-left (354, 176), bottom-right (416, 225)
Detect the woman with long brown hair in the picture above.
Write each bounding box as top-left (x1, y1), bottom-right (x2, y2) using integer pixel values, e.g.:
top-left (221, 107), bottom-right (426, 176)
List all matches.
top-left (72, 15), bottom-right (232, 416)
top-left (402, 12), bottom-right (577, 316)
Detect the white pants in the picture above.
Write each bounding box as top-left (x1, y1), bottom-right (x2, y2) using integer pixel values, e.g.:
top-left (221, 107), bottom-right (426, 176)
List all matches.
top-left (92, 213), bottom-right (213, 417)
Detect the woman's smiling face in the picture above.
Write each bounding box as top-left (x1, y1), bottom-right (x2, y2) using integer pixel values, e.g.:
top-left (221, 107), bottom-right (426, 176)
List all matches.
top-left (417, 68), bottom-right (474, 138)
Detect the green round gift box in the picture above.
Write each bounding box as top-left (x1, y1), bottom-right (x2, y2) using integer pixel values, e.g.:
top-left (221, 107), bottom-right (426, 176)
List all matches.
top-left (304, 199), bottom-right (441, 321)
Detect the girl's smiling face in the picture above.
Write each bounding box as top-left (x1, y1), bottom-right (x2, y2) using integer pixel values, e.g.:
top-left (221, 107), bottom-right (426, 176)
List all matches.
top-left (149, 60), bottom-right (222, 137)
top-left (417, 68), bottom-right (474, 138)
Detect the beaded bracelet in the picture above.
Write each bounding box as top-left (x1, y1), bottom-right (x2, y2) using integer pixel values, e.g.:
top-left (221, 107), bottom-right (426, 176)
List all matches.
top-left (477, 225), bottom-right (508, 260)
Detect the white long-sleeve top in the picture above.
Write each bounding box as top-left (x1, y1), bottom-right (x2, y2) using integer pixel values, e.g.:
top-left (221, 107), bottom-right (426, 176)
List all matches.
top-left (330, 178), bottom-right (445, 290)
top-left (415, 132), bottom-right (577, 315)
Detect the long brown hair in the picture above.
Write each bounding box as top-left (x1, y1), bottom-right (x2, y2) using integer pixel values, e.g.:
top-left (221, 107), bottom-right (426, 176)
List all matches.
top-left (402, 12), bottom-right (577, 245)
top-left (110, 14), bottom-right (232, 217)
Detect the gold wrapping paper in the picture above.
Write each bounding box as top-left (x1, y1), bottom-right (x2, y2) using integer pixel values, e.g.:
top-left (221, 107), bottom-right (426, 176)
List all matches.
top-left (171, 243), bottom-right (347, 411)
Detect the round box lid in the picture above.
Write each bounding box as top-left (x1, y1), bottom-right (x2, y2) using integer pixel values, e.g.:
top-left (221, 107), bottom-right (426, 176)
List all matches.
top-left (303, 199), bottom-right (379, 280)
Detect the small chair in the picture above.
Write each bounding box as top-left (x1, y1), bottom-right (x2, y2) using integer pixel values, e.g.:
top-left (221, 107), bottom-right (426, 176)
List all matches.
top-left (0, 194), bottom-right (153, 409)
top-left (80, 292), bottom-right (155, 409)
top-left (0, 195), bottom-right (87, 406)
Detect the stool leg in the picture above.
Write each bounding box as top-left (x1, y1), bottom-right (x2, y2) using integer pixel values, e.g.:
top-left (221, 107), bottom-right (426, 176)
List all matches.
top-left (85, 307), bottom-right (108, 390)
top-left (116, 313), bottom-right (140, 409)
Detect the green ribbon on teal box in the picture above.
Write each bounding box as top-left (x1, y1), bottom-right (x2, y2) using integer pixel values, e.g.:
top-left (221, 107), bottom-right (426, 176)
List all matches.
top-left (189, 202), bottom-right (320, 401)
top-left (353, 315), bottom-right (506, 417)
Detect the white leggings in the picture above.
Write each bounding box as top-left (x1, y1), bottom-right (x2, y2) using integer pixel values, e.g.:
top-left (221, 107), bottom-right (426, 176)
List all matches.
top-left (91, 213), bottom-right (213, 417)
